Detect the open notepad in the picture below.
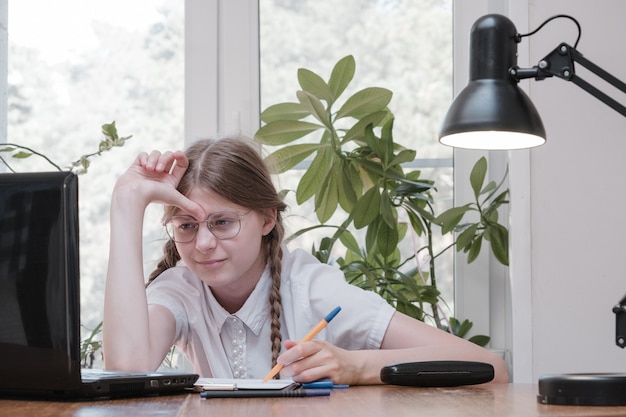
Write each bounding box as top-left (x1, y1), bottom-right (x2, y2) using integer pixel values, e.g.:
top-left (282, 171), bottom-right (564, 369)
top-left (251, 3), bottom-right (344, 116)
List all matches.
top-left (195, 378), bottom-right (298, 391)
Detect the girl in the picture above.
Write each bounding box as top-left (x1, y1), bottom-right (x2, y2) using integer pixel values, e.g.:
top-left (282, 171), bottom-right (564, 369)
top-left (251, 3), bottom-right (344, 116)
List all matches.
top-left (103, 136), bottom-right (508, 384)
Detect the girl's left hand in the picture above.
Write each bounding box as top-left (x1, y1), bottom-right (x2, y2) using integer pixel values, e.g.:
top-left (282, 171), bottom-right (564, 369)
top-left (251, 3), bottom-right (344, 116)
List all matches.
top-left (277, 340), bottom-right (358, 385)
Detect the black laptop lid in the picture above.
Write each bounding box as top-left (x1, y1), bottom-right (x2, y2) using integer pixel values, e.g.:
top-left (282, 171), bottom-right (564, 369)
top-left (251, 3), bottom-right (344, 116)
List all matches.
top-left (0, 171), bottom-right (82, 392)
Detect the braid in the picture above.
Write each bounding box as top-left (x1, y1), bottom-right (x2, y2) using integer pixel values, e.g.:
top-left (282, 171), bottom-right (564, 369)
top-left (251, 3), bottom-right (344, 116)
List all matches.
top-left (146, 239), bottom-right (180, 287)
top-left (266, 217), bottom-right (285, 378)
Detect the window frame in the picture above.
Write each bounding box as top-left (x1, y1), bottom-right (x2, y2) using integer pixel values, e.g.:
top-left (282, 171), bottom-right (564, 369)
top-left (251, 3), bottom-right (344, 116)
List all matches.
top-left (184, 0), bottom-right (260, 144)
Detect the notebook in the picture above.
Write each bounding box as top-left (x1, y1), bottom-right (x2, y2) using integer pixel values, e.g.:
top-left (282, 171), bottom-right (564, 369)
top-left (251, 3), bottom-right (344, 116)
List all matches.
top-left (0, 171), bottom-right (198, 399)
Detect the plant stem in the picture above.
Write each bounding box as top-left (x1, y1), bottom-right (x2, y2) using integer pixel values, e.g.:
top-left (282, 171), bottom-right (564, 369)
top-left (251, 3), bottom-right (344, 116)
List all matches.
top-left (0, 155), bottom-right (16, 173)
top-left (2, 143), bottom-right (63, 171)
top-left (424, 219), bottom-right (443, 329)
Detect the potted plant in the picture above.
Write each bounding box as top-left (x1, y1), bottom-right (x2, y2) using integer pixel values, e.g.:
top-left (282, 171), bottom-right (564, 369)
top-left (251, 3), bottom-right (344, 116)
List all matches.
top-left (255, 55), bottom-right (509, 344)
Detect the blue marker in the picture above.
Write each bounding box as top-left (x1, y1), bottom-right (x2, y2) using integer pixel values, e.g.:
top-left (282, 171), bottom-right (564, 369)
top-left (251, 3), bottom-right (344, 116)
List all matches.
top-left (302, 379), bottom-right (349, 389)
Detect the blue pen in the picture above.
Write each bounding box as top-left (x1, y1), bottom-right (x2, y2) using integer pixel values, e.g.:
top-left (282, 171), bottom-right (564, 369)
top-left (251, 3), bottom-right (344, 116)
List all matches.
top-left (302, 379), bottom-right (349, 389)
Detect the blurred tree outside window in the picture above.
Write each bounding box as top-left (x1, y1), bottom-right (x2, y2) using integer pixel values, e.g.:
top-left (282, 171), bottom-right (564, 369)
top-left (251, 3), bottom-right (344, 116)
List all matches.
top-left (7, 0), bottom-right (184, 337)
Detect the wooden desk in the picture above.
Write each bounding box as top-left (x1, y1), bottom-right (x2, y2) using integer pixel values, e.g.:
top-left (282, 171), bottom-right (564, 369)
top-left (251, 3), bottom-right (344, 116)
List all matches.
top-left (2, 384), bottom-right (626, 417)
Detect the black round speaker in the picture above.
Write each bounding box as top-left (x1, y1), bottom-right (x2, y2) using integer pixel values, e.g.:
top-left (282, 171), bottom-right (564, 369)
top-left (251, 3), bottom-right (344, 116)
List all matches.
top-left (538, 373), bottom-right (626, 406)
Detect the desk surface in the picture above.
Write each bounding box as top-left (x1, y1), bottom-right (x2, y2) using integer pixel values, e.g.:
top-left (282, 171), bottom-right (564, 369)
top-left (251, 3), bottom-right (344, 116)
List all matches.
top-left (2, 384), bottom-right (626, 417)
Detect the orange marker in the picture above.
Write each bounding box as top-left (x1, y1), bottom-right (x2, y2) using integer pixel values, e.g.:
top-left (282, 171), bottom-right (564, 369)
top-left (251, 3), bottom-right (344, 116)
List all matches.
top-left (262, 306), bottom-right (342, 382)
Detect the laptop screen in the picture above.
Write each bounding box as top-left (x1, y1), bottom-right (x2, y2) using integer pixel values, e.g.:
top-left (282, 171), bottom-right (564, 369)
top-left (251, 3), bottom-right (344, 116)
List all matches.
top-left (0, 171), bottom-right (82, 392)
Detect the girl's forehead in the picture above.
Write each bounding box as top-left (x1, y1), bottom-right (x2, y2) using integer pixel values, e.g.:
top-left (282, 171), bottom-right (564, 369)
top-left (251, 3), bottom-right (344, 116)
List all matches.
top-left (186, 188), bottom-right (244, 213)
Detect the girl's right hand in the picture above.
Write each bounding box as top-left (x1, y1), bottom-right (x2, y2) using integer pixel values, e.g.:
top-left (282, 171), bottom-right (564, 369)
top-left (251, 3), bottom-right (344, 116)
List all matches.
top-left (114, 150), bottom-right (205, 220)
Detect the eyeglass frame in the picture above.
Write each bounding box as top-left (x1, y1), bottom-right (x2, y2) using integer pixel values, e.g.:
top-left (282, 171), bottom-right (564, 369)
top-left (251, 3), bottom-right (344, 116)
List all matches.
top-left (163, 209), bottom-right (253, 243)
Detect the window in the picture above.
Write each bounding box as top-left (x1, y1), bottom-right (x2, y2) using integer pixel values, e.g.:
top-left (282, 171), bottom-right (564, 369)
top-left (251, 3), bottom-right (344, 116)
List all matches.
top-left (7, 0), bottom-right (184, 336)
top-left (6, 0), bottom-right (460, 350)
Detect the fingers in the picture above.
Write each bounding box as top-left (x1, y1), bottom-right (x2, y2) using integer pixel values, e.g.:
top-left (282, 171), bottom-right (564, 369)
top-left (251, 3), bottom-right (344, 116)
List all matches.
top-left (123, 150), bottom-right (204, 219)
top-left (172, 196), bottom-right (205, 221)
top-left (277, 340), bottom-right (339, 382)
top-left (137, 150), bottom-right (187, 174)
top-left (283, 340), bottom-right (298, 351)
top-left (168, 151), bottom-right (190, 178)
top-left (278, 339), bottom-right (322, 367)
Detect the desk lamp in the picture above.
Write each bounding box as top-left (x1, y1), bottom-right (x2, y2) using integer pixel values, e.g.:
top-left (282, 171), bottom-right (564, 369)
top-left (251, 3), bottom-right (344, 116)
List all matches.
top-left (439, 13), bottom-right (626, 406)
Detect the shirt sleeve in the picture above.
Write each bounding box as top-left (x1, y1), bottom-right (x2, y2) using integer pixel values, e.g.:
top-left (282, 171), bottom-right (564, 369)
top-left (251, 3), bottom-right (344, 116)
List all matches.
top-left (145, 266), bottom-right (198, 345)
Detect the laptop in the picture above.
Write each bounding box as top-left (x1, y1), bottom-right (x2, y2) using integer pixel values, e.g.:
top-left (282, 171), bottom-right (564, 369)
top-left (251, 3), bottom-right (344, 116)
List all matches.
top-left (0, 171), bottom-right (198, 399)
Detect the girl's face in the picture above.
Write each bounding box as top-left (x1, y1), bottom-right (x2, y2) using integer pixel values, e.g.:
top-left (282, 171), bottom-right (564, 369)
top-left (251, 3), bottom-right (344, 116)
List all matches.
top-left (174, 188), bottom-right (276, 308)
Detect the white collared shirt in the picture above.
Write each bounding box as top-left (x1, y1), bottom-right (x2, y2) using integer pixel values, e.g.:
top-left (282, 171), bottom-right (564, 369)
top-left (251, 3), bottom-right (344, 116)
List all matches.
top-left (146, 247), bottom-right (395, 378)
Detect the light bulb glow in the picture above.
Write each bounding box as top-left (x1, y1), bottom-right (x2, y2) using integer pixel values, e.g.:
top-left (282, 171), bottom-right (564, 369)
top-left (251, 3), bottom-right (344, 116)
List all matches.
top-left (439, 131), bottom-right (546, 150)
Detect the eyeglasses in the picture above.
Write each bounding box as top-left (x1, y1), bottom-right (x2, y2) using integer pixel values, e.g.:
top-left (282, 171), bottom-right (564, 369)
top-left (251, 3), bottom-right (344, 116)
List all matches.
top-left (163, 210), bottom-right (252, 243)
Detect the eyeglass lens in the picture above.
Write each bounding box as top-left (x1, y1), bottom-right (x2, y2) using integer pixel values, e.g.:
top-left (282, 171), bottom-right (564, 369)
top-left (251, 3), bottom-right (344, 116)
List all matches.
top-left (165, 211), bottom-right (243, 242)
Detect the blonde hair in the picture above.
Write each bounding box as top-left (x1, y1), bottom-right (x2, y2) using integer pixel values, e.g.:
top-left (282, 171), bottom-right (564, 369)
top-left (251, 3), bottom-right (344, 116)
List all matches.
top-left (147, 137), bottom-right (287, 376)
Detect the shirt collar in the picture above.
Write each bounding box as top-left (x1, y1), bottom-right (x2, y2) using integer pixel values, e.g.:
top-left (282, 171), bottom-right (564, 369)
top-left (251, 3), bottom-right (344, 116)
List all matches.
top-left (206, 266), bottom-right (271, 336)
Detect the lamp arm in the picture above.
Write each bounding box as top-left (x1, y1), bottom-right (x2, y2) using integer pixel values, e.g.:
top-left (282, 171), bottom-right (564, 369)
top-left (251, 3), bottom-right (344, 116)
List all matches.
top-left (614, 295), bottom-right (626, 349)
top-left (512, 41), bottom-right (626, 348)
top-left (549, 44), bottom-right (626, 350)
top-left (512, 43), bottom-right (626, 117)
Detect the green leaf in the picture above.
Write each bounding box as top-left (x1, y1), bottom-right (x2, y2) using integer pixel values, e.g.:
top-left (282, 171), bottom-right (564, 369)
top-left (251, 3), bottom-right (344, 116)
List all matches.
top-left (447, 317), bottom-right (461, 334)
top-left (297, 90), bottom-right (331, 127)
top-left (296, 145), bottom-right (332, 203)
top-left (362, 124), bottom-right (384, 160)
top-left (480, 180), bottom-right (497, 197)
top-left (396, 222), bottom-right (408, 242)
top-left (99, 140), bottom-right (113, 151)
top-left (390, 148), bottom-right (416, 166)
top-left (338, 230), bottom-right (361, 256)
top-left (256, 120), bottom-right (323, 146)
top-left (406, 209), bottom-right (426, 237)
top-left (328, 55), bottom-right (355, 101)
top-left (486, 223), bottom-right (509, 266)
top-left (101, 121), bottom-right (119, 140)
top-left (394, 179), bottom-right (434, 198)
top-left (342, 111), bottom-right (388, 144)
top-left (364, 217), bottom-right (379, 254)
top-left (100, 122), bottom-right (131, 148)
top-left (468, 335), bottom-right (490, 347)
top-left (456, 318), bottom-right (473, 338)
top-left (337, 161), bottom-right (361, 212)
top-left (376, 220), bottom-right (399, 258)
top-left (470, 156), bottom-right (487, 199)
top-left (434, 204), bottom-right (472, 234)
top-left (483, 206), bottom-right (500, 224)
top-left (13, 151), bottom-right (33, 159)
top-left (298, 68), bottom-right (334, 103)
top-left (466, 236), bottom-right (483, 263)
top-left (380, 190), bottom-right (396, 229)
top-left (487, 165), bottom-right (510, 203)
top-left (353, 187), bottom-right (382, 229)
top-left (380, 118), bottom-right (395, 166)
top-left (455, 223), bottom-right (478, 251)
top-left (489, 190), bottom-right (510, 208)
top-left (314, 168), bottom-right (339, 223)
top-left (264, 143), bottom-right (320, 174)
top-left (261, 102), bottom-right (309, 123)
top-left (335, 87), bottom-right (392, 119)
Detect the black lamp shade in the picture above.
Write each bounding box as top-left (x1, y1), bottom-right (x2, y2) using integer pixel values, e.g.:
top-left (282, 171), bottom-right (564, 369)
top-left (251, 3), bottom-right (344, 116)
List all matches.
top-left (439, 14), bottom-right (546, 150)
